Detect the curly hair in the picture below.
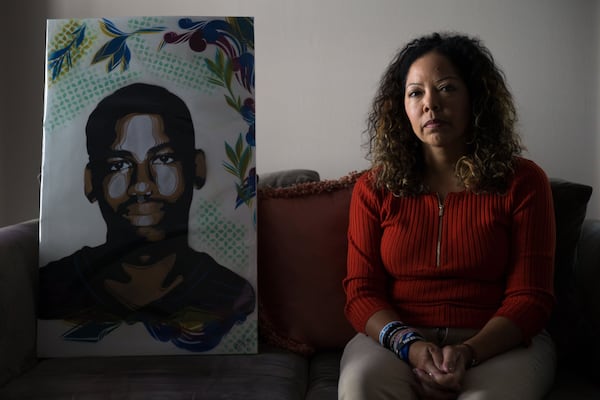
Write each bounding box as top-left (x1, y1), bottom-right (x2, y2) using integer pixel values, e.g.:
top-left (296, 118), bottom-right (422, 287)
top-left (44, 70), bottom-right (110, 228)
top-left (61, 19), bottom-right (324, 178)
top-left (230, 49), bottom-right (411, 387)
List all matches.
top-left (366, 32), bottom-right (523, 195)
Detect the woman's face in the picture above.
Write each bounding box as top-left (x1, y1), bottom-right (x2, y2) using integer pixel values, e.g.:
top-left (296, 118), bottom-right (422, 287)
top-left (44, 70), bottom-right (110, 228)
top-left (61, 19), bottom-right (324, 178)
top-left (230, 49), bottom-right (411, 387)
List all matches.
top-left (404, 51), bottom-right (471, 154)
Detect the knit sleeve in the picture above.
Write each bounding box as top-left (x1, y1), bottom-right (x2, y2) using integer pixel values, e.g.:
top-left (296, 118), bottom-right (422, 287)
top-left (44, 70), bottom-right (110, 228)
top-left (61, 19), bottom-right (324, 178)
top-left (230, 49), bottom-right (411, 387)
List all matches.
top-left (493, 158), bottom-right (556, 341)
top-left (343, 173), bottom-right (392, 333)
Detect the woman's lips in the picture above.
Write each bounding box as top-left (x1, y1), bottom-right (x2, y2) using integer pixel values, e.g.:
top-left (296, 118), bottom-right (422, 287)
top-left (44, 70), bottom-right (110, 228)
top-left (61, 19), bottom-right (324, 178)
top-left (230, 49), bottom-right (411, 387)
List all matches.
top-left (423, 118), bottom-right (447, 128)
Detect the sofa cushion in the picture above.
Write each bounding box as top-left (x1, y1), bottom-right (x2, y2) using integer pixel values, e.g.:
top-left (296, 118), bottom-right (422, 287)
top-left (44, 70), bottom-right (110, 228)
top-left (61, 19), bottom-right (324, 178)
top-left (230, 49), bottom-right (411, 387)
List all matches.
top-left (568, 218), bottom-right (600, 381)
top-left (258, 169), bottom-right (321, 189)
top-left (546, 179), bottom-right (593, 362)
top-left (0, 220), bottom-right (39, 387)
top-left (576, 220), bottom-right (600, 326)
top-left (550, 179), bottom-right (593, 294)
top-left (305, 351), bottom-right (342, 400)
top-left (257, 173), bottom-right (362, 355)
top-left (0, 345), bottom-right (308, 400)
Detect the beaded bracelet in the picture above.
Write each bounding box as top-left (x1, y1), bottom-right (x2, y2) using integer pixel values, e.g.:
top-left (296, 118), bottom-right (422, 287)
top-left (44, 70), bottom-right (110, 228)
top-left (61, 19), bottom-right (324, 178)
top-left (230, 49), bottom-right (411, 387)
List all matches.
top-left (383, 325), bottom-right (409, 348)
top-left (391, 330), bottom-right (425, 361)
top-left (378, 321), bottom-right (408, 347)
top-left (379, 321), bottom-right (425, 362)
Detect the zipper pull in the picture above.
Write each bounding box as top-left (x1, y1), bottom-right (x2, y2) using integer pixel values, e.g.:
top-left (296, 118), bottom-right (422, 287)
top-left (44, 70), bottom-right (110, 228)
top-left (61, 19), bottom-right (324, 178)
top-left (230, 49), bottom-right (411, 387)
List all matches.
top-left (437, 194), bottom-right (444, 216)
top-left (436, 194), bottom-right (444, 268)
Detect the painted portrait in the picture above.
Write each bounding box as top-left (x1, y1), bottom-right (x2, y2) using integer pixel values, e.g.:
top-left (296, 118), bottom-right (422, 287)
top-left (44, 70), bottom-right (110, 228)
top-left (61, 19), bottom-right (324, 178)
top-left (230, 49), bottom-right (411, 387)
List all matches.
top-left (38, 17), bottom-right (257, 356)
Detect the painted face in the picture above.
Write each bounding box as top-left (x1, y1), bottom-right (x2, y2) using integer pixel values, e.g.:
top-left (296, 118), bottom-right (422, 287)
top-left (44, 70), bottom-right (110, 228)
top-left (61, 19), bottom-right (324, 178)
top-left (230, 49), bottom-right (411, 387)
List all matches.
top-left (404, 51), bottom-right (471, 154)
top-left (99, 113), bottom-right (188, 241)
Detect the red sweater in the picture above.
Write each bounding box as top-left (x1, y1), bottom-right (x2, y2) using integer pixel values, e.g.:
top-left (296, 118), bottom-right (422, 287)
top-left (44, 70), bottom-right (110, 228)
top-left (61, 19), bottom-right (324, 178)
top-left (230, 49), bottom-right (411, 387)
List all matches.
top-left (344, 158), bottom-right (555, 341)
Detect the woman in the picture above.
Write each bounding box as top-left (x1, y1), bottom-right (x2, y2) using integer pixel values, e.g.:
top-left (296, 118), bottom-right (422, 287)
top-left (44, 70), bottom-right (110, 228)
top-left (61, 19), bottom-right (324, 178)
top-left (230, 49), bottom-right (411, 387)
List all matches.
top-left (339, 33), bottom-right (556, 400)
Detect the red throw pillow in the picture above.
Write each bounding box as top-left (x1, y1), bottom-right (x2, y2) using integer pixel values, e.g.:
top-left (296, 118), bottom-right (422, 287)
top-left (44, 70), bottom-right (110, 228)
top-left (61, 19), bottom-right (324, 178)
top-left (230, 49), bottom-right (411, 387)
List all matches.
top-left (257, 172), bottom-right (363, 355)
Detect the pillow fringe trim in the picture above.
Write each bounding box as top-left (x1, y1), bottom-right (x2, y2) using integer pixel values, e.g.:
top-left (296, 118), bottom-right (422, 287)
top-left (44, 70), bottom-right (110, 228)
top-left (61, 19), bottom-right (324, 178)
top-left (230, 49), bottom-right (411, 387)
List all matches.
top-left (258, 170), bottom-right (365, 199)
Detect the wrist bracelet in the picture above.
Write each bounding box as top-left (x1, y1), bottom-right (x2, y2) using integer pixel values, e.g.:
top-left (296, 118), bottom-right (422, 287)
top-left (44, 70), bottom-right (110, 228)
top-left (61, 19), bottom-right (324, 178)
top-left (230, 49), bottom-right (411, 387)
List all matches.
top-left (379, 321), bottom-right (408, 346)
top-left (460, 343), bottom-right (479, 368)
top-left (389, 329), bottom-right (425, 361)
top-left (379, 321), bottom-right (425, 362)
top-left (396, 332), bottom-right (423, 361)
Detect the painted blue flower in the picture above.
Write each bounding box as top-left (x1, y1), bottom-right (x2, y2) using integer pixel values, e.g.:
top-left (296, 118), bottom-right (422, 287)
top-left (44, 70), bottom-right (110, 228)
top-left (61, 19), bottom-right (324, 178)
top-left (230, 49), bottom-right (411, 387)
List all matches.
top-left (47, 23), bottom-right (87, 81)
top-left (92, 19), bottom-right (165, 72)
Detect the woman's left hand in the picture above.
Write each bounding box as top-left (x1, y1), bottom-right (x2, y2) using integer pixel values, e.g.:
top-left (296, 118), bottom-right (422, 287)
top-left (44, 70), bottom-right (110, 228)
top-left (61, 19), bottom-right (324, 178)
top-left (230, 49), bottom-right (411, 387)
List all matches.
top-left (412, 343), bottom-right (472, 397)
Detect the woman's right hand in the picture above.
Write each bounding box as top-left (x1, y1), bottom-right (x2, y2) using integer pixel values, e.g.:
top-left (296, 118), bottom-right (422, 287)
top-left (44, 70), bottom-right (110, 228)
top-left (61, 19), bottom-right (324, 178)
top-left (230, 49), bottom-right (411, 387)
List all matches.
top-left (408, 341), bottom-right (463, 399)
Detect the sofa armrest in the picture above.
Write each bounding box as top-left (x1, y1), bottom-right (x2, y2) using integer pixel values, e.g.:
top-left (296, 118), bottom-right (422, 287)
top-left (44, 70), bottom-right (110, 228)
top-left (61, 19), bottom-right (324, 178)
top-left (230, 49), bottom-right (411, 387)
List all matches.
top-left (575, 219), bottom-right (600, 319)
top-left (573, 218), bottom-right (600, 379)
top-left (0, 220), bottom-right (39, 386)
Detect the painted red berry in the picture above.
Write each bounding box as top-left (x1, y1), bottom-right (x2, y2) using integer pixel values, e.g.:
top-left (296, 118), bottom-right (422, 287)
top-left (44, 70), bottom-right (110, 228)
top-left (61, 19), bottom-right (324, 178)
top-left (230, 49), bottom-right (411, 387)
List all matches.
top-left (189, 30), bottom-right (207, 52)
top-left (163, 32), bottom-right (179, 43)
top-left (231, 57), bottom-right (241, 71)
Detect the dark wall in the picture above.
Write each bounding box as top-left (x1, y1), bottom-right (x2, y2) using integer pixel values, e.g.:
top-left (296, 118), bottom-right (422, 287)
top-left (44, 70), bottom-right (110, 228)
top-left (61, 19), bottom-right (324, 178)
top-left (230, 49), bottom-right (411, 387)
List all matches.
top-left (0, 0), bottom-right (46, 226)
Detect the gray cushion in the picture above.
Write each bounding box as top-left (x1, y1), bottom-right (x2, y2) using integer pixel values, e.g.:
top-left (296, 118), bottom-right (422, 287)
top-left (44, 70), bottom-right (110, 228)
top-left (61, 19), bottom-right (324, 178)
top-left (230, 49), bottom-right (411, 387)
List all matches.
top-left (0, 345), bottom-right (308, 400)
top-left (258, 170), bottom-right (320, 189)
top-left (546, 179), bottom-right (593, 364)
top-left (0, 220), bottom-right (38, 387)
top-left (305, 351), bottom-right (341, 400)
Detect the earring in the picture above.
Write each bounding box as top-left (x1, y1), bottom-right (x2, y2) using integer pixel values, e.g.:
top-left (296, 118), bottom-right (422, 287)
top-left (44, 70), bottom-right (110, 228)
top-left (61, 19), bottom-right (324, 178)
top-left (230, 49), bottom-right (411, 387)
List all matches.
top-left (465, 131), bottom-right (476, 145)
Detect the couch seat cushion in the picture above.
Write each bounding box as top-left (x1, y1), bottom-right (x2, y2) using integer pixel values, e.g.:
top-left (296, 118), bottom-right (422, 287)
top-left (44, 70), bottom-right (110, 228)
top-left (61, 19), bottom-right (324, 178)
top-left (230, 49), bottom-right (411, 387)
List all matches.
top-left (544, 365), bottom-right (600, 400)
top-left (305, 351), bottom-right (342, 400)
top-left (0, 345), bottom-right (308, 400)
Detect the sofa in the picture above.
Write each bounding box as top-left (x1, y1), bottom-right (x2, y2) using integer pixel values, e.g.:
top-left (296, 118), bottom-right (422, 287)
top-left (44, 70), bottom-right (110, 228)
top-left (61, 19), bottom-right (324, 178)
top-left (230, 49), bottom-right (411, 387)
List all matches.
top-left (1, 169), bottom-right (599, 399)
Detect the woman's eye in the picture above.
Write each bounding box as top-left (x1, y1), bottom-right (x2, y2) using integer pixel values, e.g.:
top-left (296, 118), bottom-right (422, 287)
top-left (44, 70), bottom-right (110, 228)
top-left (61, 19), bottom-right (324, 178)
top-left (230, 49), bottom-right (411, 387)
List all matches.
top-left (407, 90), bottom-right (421, 98)
top-left (440, 85), bottom-right (456, 92)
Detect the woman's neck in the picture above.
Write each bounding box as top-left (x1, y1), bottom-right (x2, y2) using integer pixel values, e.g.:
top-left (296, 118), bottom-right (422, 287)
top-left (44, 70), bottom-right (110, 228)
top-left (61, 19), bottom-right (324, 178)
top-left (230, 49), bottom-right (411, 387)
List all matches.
top-left (423, 147), bottom-right (465, 199)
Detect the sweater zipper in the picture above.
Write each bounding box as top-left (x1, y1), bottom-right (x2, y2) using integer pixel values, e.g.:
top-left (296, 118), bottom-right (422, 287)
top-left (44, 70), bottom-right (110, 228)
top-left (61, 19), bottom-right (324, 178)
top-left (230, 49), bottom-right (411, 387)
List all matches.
top-left (436, 194), bottom-right (444, 268)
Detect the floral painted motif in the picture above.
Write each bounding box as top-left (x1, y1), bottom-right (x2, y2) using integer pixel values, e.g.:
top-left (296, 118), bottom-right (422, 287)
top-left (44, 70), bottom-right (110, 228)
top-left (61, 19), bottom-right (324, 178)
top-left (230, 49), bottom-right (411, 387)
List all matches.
top-left (161, 17), bottom-right (256, 210)
top-left (47, 22), bottom-right (89, 82)
top-left (224, 134), bottom-right (256, 209)
top-left (160, 18), bottom-right (254, 93)
top-left (92, 19), bottom-right (166, 72)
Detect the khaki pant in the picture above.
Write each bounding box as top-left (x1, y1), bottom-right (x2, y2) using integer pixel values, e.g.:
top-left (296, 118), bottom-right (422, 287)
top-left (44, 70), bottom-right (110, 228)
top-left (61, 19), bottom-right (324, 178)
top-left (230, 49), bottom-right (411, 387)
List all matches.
top-left (338, 329), bottom-right (556, 400)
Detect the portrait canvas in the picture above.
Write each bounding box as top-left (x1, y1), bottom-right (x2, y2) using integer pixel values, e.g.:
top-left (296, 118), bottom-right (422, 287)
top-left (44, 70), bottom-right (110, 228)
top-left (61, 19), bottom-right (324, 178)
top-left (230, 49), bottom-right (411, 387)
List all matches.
top-left (38, 16), bottom-right (257, 356)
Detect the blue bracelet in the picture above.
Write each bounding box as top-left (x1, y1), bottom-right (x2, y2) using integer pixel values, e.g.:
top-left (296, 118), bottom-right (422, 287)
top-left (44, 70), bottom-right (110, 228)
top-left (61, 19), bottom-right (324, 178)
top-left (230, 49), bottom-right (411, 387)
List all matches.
top-left (398, 337), bottom-right (416, 361)
top-left (378, 321), bottom-right (407, 346)
top-left (391, 330), bottom-right (425, 361)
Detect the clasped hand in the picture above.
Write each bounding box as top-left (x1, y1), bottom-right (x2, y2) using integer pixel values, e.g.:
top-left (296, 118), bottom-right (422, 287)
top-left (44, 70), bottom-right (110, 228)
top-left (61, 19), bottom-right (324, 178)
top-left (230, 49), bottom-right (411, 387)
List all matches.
top-left (408, 341), bottom-right (471, 400)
